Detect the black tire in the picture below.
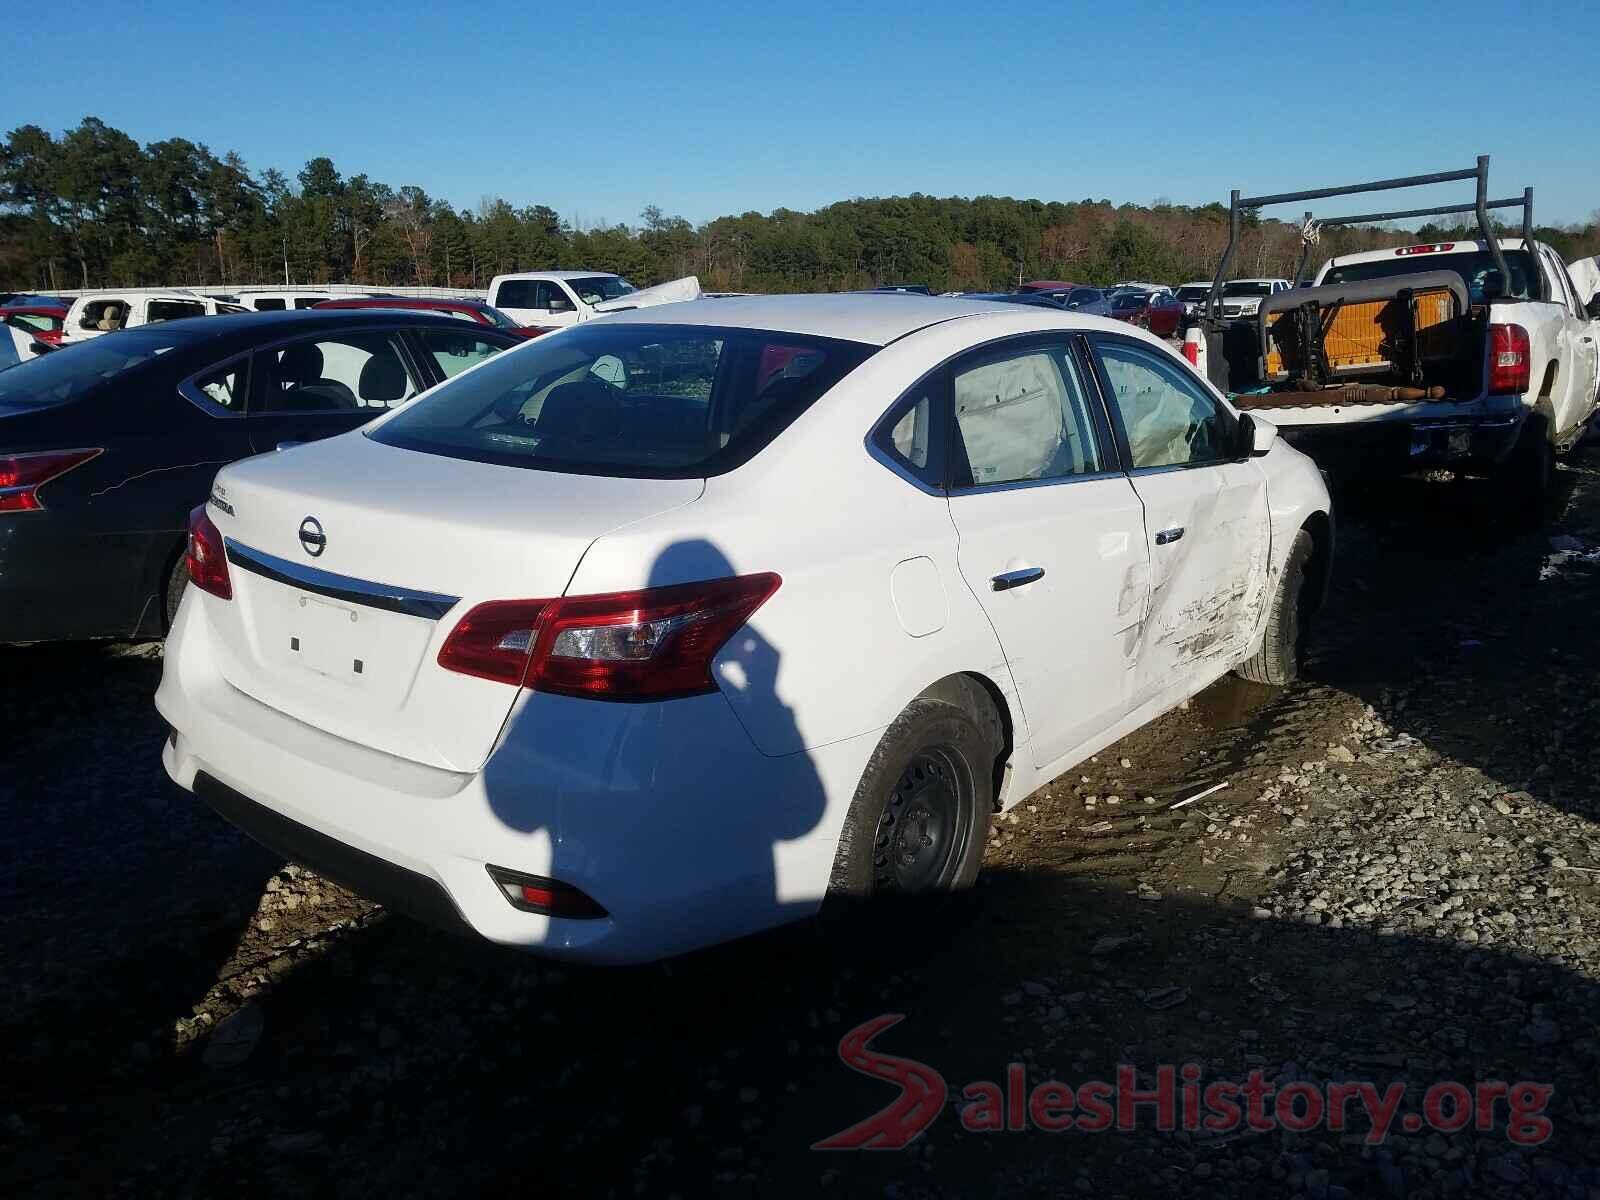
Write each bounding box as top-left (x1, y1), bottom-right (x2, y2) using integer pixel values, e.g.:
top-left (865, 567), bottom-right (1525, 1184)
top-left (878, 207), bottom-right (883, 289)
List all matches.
top-left (163, 555), bottom-right (190, 630)
top-left (1236, 529), bottom-right (1313, 686)
top-left (826, 680), bottom-right (998, 903)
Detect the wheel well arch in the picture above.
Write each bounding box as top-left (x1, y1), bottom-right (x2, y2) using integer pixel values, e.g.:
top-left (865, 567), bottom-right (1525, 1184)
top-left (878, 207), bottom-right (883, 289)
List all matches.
top-left (1537, 360), bottom-right (1558, 403)
top-left (918, 671), bottom-right (1014, 810)
top-left (1299, 510), bottom-right (1333, 616)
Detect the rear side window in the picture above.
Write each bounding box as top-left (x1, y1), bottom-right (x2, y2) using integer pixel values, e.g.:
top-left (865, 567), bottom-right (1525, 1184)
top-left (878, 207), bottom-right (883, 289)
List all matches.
top-left (253, 298), bottom-right (287, 311)
top-left (951, 343), bottom-right (1104, 487)
top-left (255, 334), bottom-right (420, 413)
top-left (495, 281), bottom-right (538, 309)
top-left (148, 300), bottom-right (206, 323)
top-left (416, 329), bottom-right (508, 379)
top-left (369, 323), bottom-right (874, 478)
top-left (189, 359), bottom-right (248, 413)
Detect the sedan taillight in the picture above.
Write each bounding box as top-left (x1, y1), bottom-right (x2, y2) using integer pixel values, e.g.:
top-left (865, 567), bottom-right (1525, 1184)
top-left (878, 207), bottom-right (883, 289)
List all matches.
top-left (437, 573), bottom-right (782, 701)
top-left (186, 504), bottom-right (232, 600)
top-left (0, 447), bottom-right (102, 513)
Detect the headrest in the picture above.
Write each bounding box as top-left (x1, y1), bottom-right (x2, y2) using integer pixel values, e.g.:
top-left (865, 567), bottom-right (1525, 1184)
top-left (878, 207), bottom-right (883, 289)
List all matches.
top-left (359, 353), bottom-right (409, 403)
top-left (279, 342), bottom-right (325, 384)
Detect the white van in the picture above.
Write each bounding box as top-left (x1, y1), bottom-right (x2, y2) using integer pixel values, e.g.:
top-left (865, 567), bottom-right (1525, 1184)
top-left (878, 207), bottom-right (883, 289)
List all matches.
top-left (486, 271), bottom-right (638, 328)
top-left (61, 289), bottom-right (247, 344)
top-left (229, 288), bottom-right (344, 312)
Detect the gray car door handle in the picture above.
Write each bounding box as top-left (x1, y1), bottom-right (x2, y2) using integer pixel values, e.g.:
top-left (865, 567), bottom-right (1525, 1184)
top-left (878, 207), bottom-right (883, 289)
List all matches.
top-left (991, 567), bottom-right (1045, 592)
top-left (1155, 527), bottom-right (1185, 545)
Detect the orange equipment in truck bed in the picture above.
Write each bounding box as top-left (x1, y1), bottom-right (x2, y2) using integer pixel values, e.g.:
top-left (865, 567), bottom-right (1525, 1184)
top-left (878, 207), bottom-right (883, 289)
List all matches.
top-left (1259, 270), bottom-right (1470, 384)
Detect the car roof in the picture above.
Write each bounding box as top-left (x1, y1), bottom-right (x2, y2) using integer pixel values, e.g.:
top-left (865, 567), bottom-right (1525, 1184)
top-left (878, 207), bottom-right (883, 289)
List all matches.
top-left (317, 297), bottom-right (485, 309)
top-left (103, 307), bottom-right (484, 348)
top-left (1320, 239), bottom-right (1532, 271)
top-left (492, 270), bottom-right (618, 281)
top-left (594, 293), bottom-right (1046, 346)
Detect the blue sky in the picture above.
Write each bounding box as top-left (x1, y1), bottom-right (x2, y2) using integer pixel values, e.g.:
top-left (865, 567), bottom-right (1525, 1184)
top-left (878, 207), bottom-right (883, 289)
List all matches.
top-left (10, 0), bottom-right (1597, 228)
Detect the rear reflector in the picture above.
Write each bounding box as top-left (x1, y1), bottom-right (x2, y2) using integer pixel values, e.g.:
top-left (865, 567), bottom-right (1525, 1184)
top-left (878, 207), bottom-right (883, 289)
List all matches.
top-left (185, 504), bottom-right (232, 600)
top-left (0, 447), bottom-right (101, 513)
top-left (1489, 323), bottom-right (1531, 394)
top-left (486, 865), bottom-right (607, 919)
top-left (438, 573), bottom-right (781, 701)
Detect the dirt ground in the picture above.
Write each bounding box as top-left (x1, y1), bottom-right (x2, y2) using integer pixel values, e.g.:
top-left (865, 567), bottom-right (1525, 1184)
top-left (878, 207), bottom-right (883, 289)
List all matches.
top-left (5, 446), bottom-right (1600, 1198)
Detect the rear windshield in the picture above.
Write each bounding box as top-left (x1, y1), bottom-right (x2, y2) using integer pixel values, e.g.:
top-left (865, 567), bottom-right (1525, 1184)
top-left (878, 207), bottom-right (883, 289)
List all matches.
top-left (0, 331), bottom-right (178, 408)
top-left (1321, 249), bottom-right (1539, 303)
top-left (368, 322), bottom-right (876, 478)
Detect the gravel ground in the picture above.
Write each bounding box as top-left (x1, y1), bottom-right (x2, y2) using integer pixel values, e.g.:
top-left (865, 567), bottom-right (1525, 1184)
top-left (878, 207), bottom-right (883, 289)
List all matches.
top-left (4, 446), bottom-right (1600, 1198)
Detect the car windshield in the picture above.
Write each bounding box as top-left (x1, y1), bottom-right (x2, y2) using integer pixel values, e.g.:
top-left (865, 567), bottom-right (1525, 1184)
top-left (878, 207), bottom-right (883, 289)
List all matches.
top-left (1111, 293), bottom-right (1146, 308)
top-left (0, 330), bottom-right (178, 407)
top-left (570, 276), bottom-right (636, 305)
top-left (1176, 286), bottom-right (1210, 301)
top-left (368, 322), bottom-right (876, 478)
top-left (1223, 282), bottom-right (1275, 297)
top-left (1320, 249), bottom-right (1539, 303)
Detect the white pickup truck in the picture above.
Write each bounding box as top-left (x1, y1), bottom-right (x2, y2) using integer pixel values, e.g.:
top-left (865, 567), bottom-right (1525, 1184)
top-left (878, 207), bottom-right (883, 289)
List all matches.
top-left (1194, 161), bottom-right (1600, 509)
top-left (1236, 239), bottom-right (1600, 500)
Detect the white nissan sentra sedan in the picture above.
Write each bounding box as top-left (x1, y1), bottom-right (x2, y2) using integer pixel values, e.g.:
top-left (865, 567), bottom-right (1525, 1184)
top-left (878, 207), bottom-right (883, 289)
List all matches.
top-left (157, 294), bottom-right (1331, 963)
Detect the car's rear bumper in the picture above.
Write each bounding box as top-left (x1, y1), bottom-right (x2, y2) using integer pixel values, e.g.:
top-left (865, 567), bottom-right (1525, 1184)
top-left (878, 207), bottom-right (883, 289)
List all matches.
top-left (1278, 412), bottom-right (1525, 475)
top-left (156, 590), bottom-right (877, 964)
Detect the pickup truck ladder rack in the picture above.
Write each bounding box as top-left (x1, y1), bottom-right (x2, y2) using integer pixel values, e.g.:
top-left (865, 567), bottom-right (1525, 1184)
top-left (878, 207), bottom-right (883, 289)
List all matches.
top-left (1208, 156), bottom-right (1540, 315)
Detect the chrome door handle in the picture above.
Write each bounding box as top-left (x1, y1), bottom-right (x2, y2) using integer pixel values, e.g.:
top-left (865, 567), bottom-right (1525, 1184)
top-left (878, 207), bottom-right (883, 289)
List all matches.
top-left (991, 567), bottom-right (1045, 592)
top-left (1155, 527), bottom-right (1185, 545)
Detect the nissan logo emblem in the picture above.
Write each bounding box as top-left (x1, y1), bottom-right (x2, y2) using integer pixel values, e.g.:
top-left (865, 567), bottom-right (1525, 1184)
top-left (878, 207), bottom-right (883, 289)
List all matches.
top-left (298, 516), bottom-right (327, 557)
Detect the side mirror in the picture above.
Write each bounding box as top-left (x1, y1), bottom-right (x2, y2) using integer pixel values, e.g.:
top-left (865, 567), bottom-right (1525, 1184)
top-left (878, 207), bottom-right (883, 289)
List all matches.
top-left (1240, 413), bottom-right (1279, 457)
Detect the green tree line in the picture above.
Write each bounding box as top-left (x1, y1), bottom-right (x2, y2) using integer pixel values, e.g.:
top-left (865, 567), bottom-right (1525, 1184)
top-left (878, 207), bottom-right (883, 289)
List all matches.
top-left (4, 118), bottom-right (1597, 295)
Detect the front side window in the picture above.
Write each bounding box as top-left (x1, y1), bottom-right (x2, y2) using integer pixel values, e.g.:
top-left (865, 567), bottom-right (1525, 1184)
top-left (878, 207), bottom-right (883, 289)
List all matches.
top-left (1068, 289), bottom-right (1101, 305)
top-left (416, 329), bottom-right (508, 379)
top-left (255, 333), bottom-right (420, 414)
top-left (1095, 339), bottom-right (1233, 469)
top-left (537, 282), bottom-right (575, 313)
top-left (368, 322), bottom-right (874, 478)
top-left (951, 343), bottom-right (1103, 487)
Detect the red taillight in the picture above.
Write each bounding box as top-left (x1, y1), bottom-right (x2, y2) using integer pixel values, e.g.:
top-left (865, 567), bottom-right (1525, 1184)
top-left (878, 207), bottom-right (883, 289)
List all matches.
top-left (434, 598), bottom-right (552, 686)
top-left (1181, 339), bottom-right (1199, 366)
top-left (1489, 323), bottom-right (1531, 394)
top-left (185, 504), bottom-right (232, 600)
top-left (437, 573), bottom-right (782, 700)
top-left (0, 447), bottom-right (101, 513)
top-left (486, 866), bottom-right (607, 919)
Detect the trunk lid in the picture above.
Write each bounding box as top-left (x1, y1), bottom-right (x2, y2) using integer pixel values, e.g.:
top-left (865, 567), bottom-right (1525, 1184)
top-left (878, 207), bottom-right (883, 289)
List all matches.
top-left (203, 431), bottom-right (703, 771)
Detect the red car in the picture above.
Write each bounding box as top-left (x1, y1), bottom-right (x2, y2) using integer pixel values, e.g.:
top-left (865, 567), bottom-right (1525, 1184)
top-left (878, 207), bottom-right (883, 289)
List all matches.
top-left (2, 304), bottom-right (68, 347)
top-left (1106, 289), bottom-right (1184, 339)
top-left (312, 297), bottom-right (546, 338)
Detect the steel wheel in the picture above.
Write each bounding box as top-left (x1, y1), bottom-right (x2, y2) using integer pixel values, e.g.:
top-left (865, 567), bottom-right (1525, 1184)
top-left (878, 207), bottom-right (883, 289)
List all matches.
top-left (871, 745), bottom-right (976, 893)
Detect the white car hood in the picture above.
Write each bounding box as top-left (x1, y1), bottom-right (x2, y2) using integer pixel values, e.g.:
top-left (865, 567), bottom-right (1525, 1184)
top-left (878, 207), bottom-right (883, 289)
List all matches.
top-left (592, 276), bottom-right (703, 312)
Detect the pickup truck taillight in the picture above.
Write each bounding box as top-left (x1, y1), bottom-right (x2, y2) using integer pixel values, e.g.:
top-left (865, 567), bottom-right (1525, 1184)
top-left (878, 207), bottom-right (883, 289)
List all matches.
top-left (186, 504), bottom-right (232, 600)
top-left (438, 573), bottom-right (782, 700)
top-left (0, 447), bottom-right (102, 513)
top-left (1489, 323), bottom-right (1531, 394)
